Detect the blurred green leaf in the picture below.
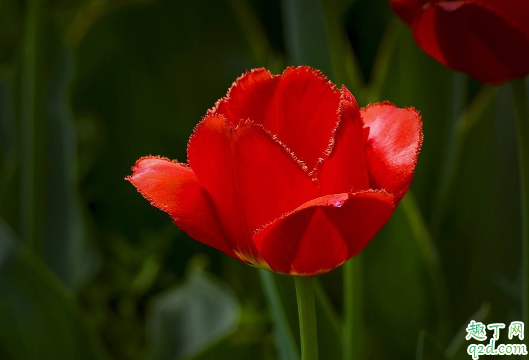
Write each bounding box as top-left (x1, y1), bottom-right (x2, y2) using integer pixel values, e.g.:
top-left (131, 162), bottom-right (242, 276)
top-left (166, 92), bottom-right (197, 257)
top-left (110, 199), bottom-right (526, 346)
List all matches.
top-left (281, 0), bottom-right (332, 75)
top-left (146, 266), bottom-right (240, 360)
top-left (402, 193), bottom-right (451, 337)
top-left (315, 279), bottom-right (342, 360)
top-left (342, 257), bottom-right (364, 360)
top-left (66, 0), bottom-right (156, 45)
top-left (444, 86), bottom-right (519, 324)
top-left (227, 0), bottom-right (283, 72)
top-left (18, 3), bottom-right (99, 289)
top-left (0, 0), bottom-right (22, 65)
top-left (259, 270), bottom-right (300, 360)
top-left (416, 331), bottom-right (447, 360)
top-left (445, 302), bottom-right (490, 360)
top-left (19, 0), bottom-right (39, 253)
top-left (320, 0), bottom-right (364, 94)
top-left (364, 203), bottom-right (435, 358)
top-left (0, 218), bottom-right (109, 360)
top-left (367, 18), bottom-right (403, 104)
top-left (0, 69), bottom-right (17, 218)
top-left (430, 82), bottom-right (498, 236)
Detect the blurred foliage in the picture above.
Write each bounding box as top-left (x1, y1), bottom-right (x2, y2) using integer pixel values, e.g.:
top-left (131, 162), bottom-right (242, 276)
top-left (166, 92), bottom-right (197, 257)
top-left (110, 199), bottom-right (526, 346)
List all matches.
top-left (0, 0), bottom-right (525, 359)
top-left (0, 219), bottom-right (108, 360)
top-left (147, 261), bottom-right (239, 360)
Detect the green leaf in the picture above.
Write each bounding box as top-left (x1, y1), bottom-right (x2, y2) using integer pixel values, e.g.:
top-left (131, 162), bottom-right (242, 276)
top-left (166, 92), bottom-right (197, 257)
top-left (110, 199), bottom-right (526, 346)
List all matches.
top-left (259, 270), bottom-right (300, 360)
top-left (281, 0), bottom-right (332, 75)
top-left (18, 3), bottom-right (99, 289)
top-left (367, 18), bottom-right (404, 104)
top-left (146, 267), bottom-right (240, 360)
top-left (320, 0), bottom-right (364, 94)
top-left (430, 80), bottom-right (498, 235)
top-left (445, 303), bottom-right (490, 360)
top-left (416, 331), bottom-right (448, 360)
top-left (227, 0), bottom-right (283, 72)
top-left (0, 0), bottom-right (22, 65)
top-left (315, 278), bottom-right (342, 360)
top-left (0, 218), bottom-right (109, 360)
top-left (401, 193), bottom-right (451, 337)
top-left (0, 69), bottom-right (17, 217)
top-left (364, 203), bottom-right (438, 358)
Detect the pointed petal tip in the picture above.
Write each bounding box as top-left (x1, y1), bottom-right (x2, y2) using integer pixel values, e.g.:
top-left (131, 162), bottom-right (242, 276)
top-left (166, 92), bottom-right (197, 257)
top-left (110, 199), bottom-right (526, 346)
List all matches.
top-left (209, 68), bottom-right (274, 117)
top-left (127, 155), bottom-right (187, 185)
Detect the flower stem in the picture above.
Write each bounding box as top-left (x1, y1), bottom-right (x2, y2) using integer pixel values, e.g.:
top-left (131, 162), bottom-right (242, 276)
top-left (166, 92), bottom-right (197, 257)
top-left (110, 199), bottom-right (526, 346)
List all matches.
top-left (511, 79), bottom-right (529, 350)
top-left (295, 276), bottom-right (318, 360)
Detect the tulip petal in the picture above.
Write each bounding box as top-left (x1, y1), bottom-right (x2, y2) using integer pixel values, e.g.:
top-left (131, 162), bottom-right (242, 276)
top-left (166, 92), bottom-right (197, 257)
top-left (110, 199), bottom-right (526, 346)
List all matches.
top-left (126, 156), bottom-right (236, 258)
top-left (361, 103), bottom-right (422, 204)
top-left (413, 1), bottom-right (529, 83)
top-left (254, 191), bottom-right (394, 276)
top-left (213, 66), bottom-right (341, 169)
top-left (187, 115), bottom-right (318, 266)
top-left (389, 0), bottom-right (429, 25)
top-left (211, 68), bottom-right (275, 125)
top-left (462, 0), bottom-right (529, 39)
top-left (318, 86), bottom-right (370, 194)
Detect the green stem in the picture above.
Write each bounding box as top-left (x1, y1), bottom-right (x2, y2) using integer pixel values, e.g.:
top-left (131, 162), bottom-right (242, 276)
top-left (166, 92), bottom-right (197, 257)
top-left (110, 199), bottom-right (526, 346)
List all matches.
top-left (511, 79), bottom-right (529, 352)
top-left (295, 276), bottom-right (318, 360)
top-left (259, 271), bottom-right (300, 360)
top-left (20, 0), bottom-right (39, 252)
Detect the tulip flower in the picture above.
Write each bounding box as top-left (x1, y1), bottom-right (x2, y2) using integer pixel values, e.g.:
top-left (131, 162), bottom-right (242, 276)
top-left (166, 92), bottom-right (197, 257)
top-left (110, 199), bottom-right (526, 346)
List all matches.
top-left (389, 0), bottom-right (529, 84)
top-left (127, 66), bottom-right (422, 276)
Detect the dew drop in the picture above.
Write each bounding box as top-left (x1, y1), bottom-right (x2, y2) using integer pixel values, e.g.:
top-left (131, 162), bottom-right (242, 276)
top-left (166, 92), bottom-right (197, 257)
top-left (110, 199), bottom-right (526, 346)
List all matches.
top-left (334, 201), bottom-right (344, 208)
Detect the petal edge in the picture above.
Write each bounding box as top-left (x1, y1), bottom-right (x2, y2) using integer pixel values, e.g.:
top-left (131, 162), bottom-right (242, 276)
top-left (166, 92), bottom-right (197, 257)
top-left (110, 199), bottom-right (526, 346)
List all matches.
top-left (253, 190), bottom-right (395, 276)
top-left (361, 103), bottom-right (423, 204)
top-left (126, 156), bottom-right (236, 258)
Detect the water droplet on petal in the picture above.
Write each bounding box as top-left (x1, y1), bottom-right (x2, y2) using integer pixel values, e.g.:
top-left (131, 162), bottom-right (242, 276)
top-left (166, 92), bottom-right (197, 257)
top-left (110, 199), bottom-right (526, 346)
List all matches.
top-left (333, 200), bottom-right (344, 208)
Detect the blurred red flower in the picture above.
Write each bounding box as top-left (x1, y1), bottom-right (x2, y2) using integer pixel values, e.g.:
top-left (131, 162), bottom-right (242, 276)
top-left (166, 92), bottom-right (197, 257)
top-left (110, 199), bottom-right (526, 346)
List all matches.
top-left (389, 0), bottom-right (529, 84)
top-left (127, 67), bottom-right (422, 276)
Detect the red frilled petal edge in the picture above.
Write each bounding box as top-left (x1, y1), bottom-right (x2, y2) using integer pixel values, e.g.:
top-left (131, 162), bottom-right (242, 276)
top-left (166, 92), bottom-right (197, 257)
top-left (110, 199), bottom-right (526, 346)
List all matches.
top-left (361, 103), bottom-right (422, 204)
top-left (253, 190), bottom-right (395, 276)
top-left (413, 1), bottom-right (529, 84)
top-left (125, 156), bottom-right (237, 259)
top-left (317, 86), bottom-right (370, 195)
top-left (211, 66), bottom-right (342, 170)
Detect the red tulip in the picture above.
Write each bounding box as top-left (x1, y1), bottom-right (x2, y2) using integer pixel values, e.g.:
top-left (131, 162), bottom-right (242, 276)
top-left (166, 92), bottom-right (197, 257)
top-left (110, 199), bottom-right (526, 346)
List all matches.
top-left (389, 0), bottom-right (529, 84)
top-left (127, 67), bottom-right (422, 276)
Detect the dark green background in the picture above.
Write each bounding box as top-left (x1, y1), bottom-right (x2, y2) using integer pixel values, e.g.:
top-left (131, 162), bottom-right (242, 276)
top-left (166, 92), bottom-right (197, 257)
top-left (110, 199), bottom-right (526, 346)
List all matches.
top-left (0, 0), bottom-right (525, 359)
